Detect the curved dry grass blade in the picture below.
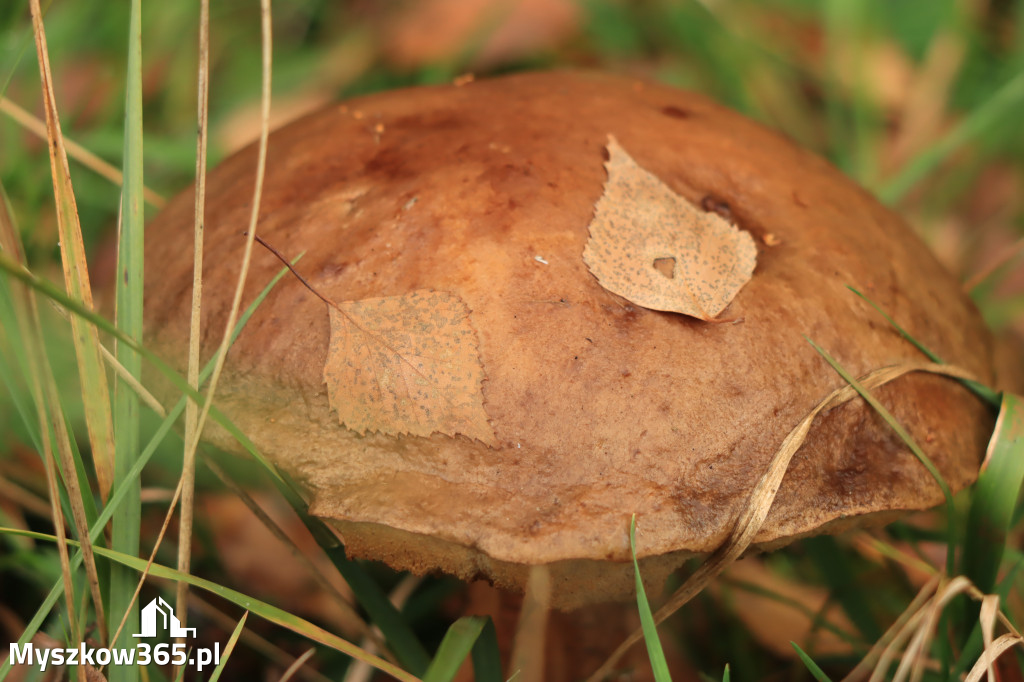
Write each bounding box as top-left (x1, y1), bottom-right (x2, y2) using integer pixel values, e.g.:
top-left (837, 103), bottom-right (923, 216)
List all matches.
top-left (891, 576), bottom-right (972, 682)
top-left (841, 573), bottom-right (941, 682)
top-left (808, 339), bottom-right (955, 576)
top-left (965, 633), bottom-right (1024, 682)
top-left (846, 287), bottom-right (998, 406)
top-left (979, 595), bottom-right (999, 682)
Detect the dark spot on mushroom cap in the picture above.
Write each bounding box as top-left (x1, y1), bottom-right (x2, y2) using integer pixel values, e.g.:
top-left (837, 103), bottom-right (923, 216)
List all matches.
top-left (661, 105), bottom-right (692, 119)
top-left (701, 195), bottom-right (733, 221)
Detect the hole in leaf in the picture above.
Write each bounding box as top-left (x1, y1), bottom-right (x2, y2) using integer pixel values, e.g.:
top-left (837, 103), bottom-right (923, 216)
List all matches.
top-left (652, 257), bottom-right (676, 279)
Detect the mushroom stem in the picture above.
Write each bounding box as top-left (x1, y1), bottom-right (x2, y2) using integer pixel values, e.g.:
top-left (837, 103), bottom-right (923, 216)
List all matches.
top-left (510, 565), bottom-right (551, 680)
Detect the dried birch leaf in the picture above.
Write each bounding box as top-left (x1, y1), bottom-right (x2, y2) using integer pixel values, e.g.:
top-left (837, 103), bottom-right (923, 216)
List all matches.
top-left (583, 136), bottom-right (757, 319)
top-left (323, 290), bottom-right (496, 445)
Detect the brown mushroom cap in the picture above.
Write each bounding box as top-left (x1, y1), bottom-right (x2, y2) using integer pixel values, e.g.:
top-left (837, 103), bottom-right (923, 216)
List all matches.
top-left (144, 71), bottom-right (995, 609)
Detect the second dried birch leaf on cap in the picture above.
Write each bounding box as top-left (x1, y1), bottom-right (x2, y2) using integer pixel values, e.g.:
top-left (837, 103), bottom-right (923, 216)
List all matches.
top-left (583, 136), bottom-right (757, 319)
top-left (324, 290), bottom-right (496, 446)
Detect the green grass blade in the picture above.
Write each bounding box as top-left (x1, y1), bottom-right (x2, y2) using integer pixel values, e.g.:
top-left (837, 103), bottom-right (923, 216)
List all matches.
top-left (631, 514), bottom-right (672, 682)
top-left (201, 447), bottom-right (422, 669)
top-left (806, 337), bottom-right (956, 576)
top-left (470, 618), bottom-right (502, 682)
top-left (9, 203), bottom-right (437, 679)
top-left (847, 287), bottom-right (999, 406)
top-left (0, 264), bottom-right (289, 682)
top-left (207, 611), bottom-right (248, 682)
top-left (962, 393), bottom-right (1024, 593)
top-left (323, 545), bottom-right (431, 674)
top-left (0, 253), bottom-right (288, 487)
top-left (0, 528), bottom-right (421, 682)
top-left (722, 664), bottom-right (730, 682)
top-left (109, 0), bottom-right (145, 671)
top-left (422, 616), bottom-right (487, 682)
top-left (803, 536), bottom-right (881, 642)
top-left (790, 642), bottom-right (834, 682)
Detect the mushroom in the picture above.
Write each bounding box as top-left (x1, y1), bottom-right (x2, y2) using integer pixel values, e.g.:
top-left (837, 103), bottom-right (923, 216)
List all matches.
top-left (143, 71), bottom-right (996, 671)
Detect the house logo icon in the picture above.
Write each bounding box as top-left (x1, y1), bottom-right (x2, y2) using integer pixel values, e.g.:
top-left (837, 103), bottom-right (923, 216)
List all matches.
top-left (133, 597), bottom-right (197, 638)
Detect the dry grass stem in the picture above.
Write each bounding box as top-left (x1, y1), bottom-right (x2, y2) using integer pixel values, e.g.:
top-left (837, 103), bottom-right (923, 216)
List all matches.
top-left (179, 0), bottom-right (272, 551)
top-left (842, 573), bottom-right (942, 682)
top-left (43, 299), bottom-right (166, 417)
top-left (510, 564), bottom-right (552, 682)
top-left (203, 456), bottom-right (370, 641)
top-left (176, 0), bottom-right (212, 636)
top-left (965, 633), bottom-right (1024, 682)
top-left (0, 96), bottom-right (166, 209)
top-left (343, 575), bottom-right (422, 682)
top-left (109, 473), bottom-right (189, 648)
top-left (979, 594), bottom-right (999, 682)
top-left (279, 648), bottom-right (317, 682)
top-left (188, 595), bottom-right (335, 682)
top-left (891, 575), bottom-right (972, 682)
